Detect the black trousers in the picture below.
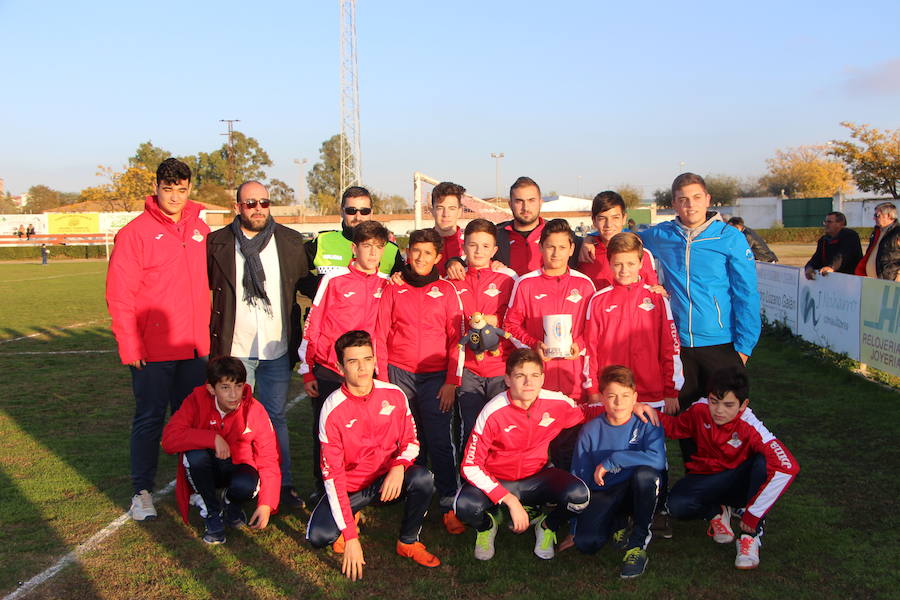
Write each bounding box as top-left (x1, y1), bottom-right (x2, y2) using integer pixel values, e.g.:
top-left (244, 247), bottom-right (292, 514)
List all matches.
top-left (183, 449), bottom-right (259, 516)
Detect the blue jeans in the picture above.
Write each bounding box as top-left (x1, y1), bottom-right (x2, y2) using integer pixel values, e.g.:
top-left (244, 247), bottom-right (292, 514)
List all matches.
top-left (239, 353), bottom-right (293, 487)
top-left (130, 356), bottom-right (207, 493)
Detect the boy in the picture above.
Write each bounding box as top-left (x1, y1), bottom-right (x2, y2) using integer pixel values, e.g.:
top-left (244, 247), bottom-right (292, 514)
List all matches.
top-left (161, 357), bottom-right (280, 544)
top-left (662, 367), bottom-right (799, 569)
top-left (449, 218), bottom-right (518, 454)
top-left (307, 331), bottom-right (440, 580)
top-left (430, 181), bottom-right (466, 275)
top-left (568, 366), bottom-right (666, 579)
top-left (299, 221), bottom-right (391, 499)
top-left (577, 192), bottom-right (659, 289)
top-left (375, 228), bottom-right (464, 531)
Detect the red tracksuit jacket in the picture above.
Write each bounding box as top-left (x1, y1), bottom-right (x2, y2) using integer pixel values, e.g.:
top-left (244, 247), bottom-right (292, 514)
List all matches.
top-left (583, 280), bottom-right (682, 406)
top-left (660, 401), bottom-right (800, 529)
top-left (498, 218), bottom-right (546, 275)
top-left (319, 380), bottom-right (419, 541)
top-left (461, 389), bottom-right (586, 503)
top-left (375, 277), bottom-right (464, 385)
top-left (450, 265), bottom-right (518, 378)
top-left (436, 226), bottom-right (465, 276)
top-left (577, 236), bottom-right (659, 290)
top-left (162, 384), bottom-right (281, 523)
top-left (504, 268), bottom-right (596, 401)
top-left (298, 263), bottom-right (389, 381)
top-left (106, 196), bottom-right (210, 364)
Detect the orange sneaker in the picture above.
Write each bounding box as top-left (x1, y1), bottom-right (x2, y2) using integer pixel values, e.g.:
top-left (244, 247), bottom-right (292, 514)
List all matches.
top-left (396, 541), bottom-right (441, 567)
top-left (331, 512), bottom-right (362, 554)
top-left (443, 510), bottom-right (466, 535)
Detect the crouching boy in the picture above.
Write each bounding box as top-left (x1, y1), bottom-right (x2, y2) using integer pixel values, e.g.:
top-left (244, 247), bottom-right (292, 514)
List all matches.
top-left (662, 367), bottom-right (799, 569)
top-left (568, 365), bottom-right (666, 579)
top-left (306, 331), bottom-right (440, 581)
top-left (162, 356), bottom-right (281, 544)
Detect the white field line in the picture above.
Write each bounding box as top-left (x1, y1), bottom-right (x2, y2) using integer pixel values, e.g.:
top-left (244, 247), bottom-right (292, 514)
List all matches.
top-left (3, 393), bottom-right (308, 600)
top-left (0, 271), bottom-right (105, 284)
top-left (0, 350), bottom-right (116, 356)
top-left (0, 320), bottom-right (108, 345)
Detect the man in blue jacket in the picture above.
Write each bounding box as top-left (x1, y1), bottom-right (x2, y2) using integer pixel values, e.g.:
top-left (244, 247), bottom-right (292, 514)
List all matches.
top-left (640, 173), bottom-right (760, 460)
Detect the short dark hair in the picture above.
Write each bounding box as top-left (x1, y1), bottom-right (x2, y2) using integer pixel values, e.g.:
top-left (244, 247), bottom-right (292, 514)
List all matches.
top-left (235, 180), bottom-right (266, 203)
top-left (505, 348), bottom-right (544, 375)
top-left (707, 366), bottom-right (750, 402)
top-left (599, 365), bottom-right (636, 391)
top-left (540, 218), bottom-right (575, 246)
top-left (341, 186), bottom-right (372, 209)
top-left (335, 330), bottom-right (373, 364)
top-left (727, 216), bottom-right (745, 227)
top-left (207, 356), bottom-right (247, 385)
top-left (409, 228), bottom-right (443, 253)
top-left (591, 191), bottom-right (626, 219)
top-left (510, 176), bottom-right (541, 198)
top-left (826, 211), bottom-right (847, 226)
top-left (464, 218), bottom-right (497, 241)
top-left (352, 220), bottom-right (389, 245)
top-left (432, 182), bottom-right (465, 206)
top-left (671, 172), bottom-right (707, 197)
top-left (156, 158), bottom-right (192, 185)
top-left (606, 232), bottom-right (644, 260)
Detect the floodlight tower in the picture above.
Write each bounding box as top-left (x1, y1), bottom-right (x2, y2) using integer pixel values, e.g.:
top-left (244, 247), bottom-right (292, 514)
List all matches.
top-left (339, 0), bottom-right (362, 194)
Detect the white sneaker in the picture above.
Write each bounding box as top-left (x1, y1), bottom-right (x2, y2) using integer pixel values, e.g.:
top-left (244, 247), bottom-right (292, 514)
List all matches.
top-left (707, 505), bottom-right (734, 543)
top-left (735, 534), bottom-right (761, 569)
top-left (474, 512), bottom-right (498, 561)
top-left (130, 490), bottom-right (157, 521)
top-left (533, 515), bottom-right (557, 560)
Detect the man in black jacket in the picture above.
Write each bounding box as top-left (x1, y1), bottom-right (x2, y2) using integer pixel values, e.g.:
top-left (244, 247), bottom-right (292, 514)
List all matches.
top-left (207, 180), bottom-right (309, 508)
top-left (859, 202), bottom-right (900, 280)
top-left (727, 217), bottom-right (778, 263)
top-left (804, 211), bottom-right (862, 280)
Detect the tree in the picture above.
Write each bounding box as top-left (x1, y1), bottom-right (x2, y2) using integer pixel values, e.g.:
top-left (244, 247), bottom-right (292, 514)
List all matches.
top-left (23, 185), bottom-right (78, 213)
top-left (760, 145), bottom-right (851, 198)
top-left (267, 179), bottom-right (295, 206)
top-left (653, 188), bottom-right (673, 208)
top-left (129, 141), bottom-right (172, 172)
top-left (371, 192), bottom-right (410, 214)
top-left (192, 182), bottom-right (233, 208)
top-left (213, 131), bottom-right (272, 189)
top-left (739, 177), bottom-right (769, 198)
top-left (80, 165), bottom-right (157, 211)
top-left (829, 122), bottom-right (900, 199)
top-left (307, 134), bottom-right (348, 214)
top-left (0, 192), bottom-right (17, 214)
top-left (615, 185), bottom-right (642, 209)
top-left (704, 174), bottom-right (740, 205)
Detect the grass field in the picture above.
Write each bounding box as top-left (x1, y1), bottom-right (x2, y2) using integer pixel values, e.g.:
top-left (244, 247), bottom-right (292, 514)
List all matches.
top-left (1, 261), bottom-right (899, 600)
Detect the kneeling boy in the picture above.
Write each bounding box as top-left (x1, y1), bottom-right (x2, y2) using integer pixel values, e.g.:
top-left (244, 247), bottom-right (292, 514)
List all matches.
top-left (307, 330), bottom-right (440, 581)
top-left (569, 365), bottom-right (666, 579)
top-left (662, 367), bottom-right (799, 569)
top-left (162, 356), bottom-right (281, 544)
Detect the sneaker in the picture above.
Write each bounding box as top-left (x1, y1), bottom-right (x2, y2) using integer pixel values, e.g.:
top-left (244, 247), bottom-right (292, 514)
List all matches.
top-left (508, 504), bottom-right (543, 531)
top-left (331, 512), bottom-right (362, 554)
top-left (224, 497), bottom-right (247, 528)
top-left (443, 510), bottom-right (466, 535)
top-left (396, 540), bottom-right (441, 567)
top-left (202, 513), bottom-right (226, 545)
top-left (707, 505), bottom-right (734, 544)
top-left (474, 512), bottom-right (499, 561)
top-left (651, 511), bottom-right (673, 539)
top-left (280, 485), bottom-right (304, 510)
top-left (620, 547), bottom-right (649, 579)
top-left (611, 527), bottom-right (628, 550)
top-left (130, 490), bottom-right (157, 521)
top-left (533, 515), bottom-right (557, 560)
top-left (735, 534), bottom-right (761, 570)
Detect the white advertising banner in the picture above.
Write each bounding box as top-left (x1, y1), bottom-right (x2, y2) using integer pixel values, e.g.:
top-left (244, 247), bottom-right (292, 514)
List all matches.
top-left (797, 272), bottom-right (861, 360)
top-left (756, 262), bottom-right (800, 332)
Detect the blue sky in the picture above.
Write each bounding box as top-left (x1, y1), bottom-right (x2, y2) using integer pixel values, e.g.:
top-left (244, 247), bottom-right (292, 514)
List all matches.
top-left (1, 0), bottom-right (898, 200)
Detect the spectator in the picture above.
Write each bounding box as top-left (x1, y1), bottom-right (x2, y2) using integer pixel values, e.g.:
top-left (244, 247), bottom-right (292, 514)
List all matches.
top-left (16, 224), bottom-right (25, 239)
top-left (40, 244), bottom-right (49, 266)
top-left (726, 217), bottom-right (778, 263)
top-left (26, 223), bottom-right (35, 240)
top-left (856, 202), bottom-right (900, 280)
top-left (804, 211), bottom-right (863, 280)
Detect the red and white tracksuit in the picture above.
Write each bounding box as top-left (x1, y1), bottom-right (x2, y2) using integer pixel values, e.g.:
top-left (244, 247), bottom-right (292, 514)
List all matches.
top-left (577, 236), bottom-right (659, 290)
top-left (498, 218), bottom-right (547, 275)
top-left (319, 380), bottom-right (419, 541)
top-left (460, 389), bottom-right (586, 503)
top-left (436, 226), bottom-right (465, 276)
top-left (583, 280), bottom-right (682, 407)
top-left (298, 263), bottom-right (389, 381)
top-left (660, 401), bottom-right (800, 530)
top-left (504, 268), bottom-right (596, 401)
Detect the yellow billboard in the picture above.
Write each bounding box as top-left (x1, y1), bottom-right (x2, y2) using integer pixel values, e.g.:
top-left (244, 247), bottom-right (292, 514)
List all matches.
top-left (47, 213), bottom-right (101, 234)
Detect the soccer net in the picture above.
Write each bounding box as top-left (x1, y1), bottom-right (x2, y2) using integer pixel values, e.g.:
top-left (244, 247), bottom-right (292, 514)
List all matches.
top-left (412, 171), bottom-right (511, 229)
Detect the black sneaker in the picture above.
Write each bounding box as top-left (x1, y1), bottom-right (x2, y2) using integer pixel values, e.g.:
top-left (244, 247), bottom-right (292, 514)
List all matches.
top-left (203, 513), bottom-right (226, 544)
top-left (280, 485), bottom-right (304, 510)
top-left (224, 498), bottom-right (247, 528)
top-left (651, 511), bottom-right (673, 539)
top-left (620, 547), bottom-right (648, 579)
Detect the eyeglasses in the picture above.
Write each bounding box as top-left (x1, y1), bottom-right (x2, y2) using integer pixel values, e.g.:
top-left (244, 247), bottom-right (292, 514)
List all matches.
top-left (344, 207), bottom-right (372, 215)
top-left (238, 199), bottom-right (271, 209)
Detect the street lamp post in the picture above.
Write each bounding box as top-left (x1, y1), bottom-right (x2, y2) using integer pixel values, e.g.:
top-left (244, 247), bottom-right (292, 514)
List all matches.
top-left (490, 152), bottom-right (505, 203)
top-left (293, 158), bottom-right (308, 215)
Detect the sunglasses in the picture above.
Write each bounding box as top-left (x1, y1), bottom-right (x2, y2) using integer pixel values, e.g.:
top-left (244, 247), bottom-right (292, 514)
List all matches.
top-left (343, 206), bottom-right (372, 215)
top-left (239, 200), bottom-right (271, 209)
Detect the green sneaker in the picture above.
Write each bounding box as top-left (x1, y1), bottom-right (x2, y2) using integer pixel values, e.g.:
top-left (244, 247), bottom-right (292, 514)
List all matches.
top-left (474, 512), bottom-right (498, 561)
top-left (620, 547), bottom-right (649, 579)
top-left (533, 515), bottom-right (557, 560)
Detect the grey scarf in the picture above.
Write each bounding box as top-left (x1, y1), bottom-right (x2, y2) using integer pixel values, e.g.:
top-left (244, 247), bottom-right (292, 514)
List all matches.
top-left (230, 215), bottom-right (276, 313)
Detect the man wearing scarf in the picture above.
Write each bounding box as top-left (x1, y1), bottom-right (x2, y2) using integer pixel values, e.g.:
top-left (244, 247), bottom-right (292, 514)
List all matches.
top-left (208, 181), bottom-right (309, 509)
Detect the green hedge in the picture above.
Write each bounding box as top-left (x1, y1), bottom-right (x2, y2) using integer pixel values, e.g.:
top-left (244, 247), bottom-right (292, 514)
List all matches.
top-left (0, 245), bottom-right (107, 260)
top-left (756, 227), bottom-right (874, 243)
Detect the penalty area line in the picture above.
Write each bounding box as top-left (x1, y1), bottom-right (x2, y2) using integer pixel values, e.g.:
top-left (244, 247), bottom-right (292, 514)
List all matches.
top-left (3, 393), bottom-right (308, 600)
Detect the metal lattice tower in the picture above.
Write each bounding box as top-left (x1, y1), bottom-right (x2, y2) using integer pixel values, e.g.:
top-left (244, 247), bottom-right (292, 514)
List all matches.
top-left (339, 0), bottom-right (362, 194)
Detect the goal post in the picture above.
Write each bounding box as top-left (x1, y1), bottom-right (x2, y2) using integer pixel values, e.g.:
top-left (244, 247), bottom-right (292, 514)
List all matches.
top-left (413, 171), bottom-right (511, 230)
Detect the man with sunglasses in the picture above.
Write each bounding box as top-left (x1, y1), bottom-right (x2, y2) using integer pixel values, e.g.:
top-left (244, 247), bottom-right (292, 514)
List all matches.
top-left (208, 180), bottom-right (310, 509)
top-left (300, 186), bottom-right (404, 299)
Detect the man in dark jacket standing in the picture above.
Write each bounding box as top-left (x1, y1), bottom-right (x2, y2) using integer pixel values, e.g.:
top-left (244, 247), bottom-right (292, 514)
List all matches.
top-left (727, 217), bottom-right (778, 263)
top-left (208, 180), bottom-right (309, 508)
top-left (857, 202), bottom-right (900, 280)
top-left (804, 211), bottom-right (863, 279)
